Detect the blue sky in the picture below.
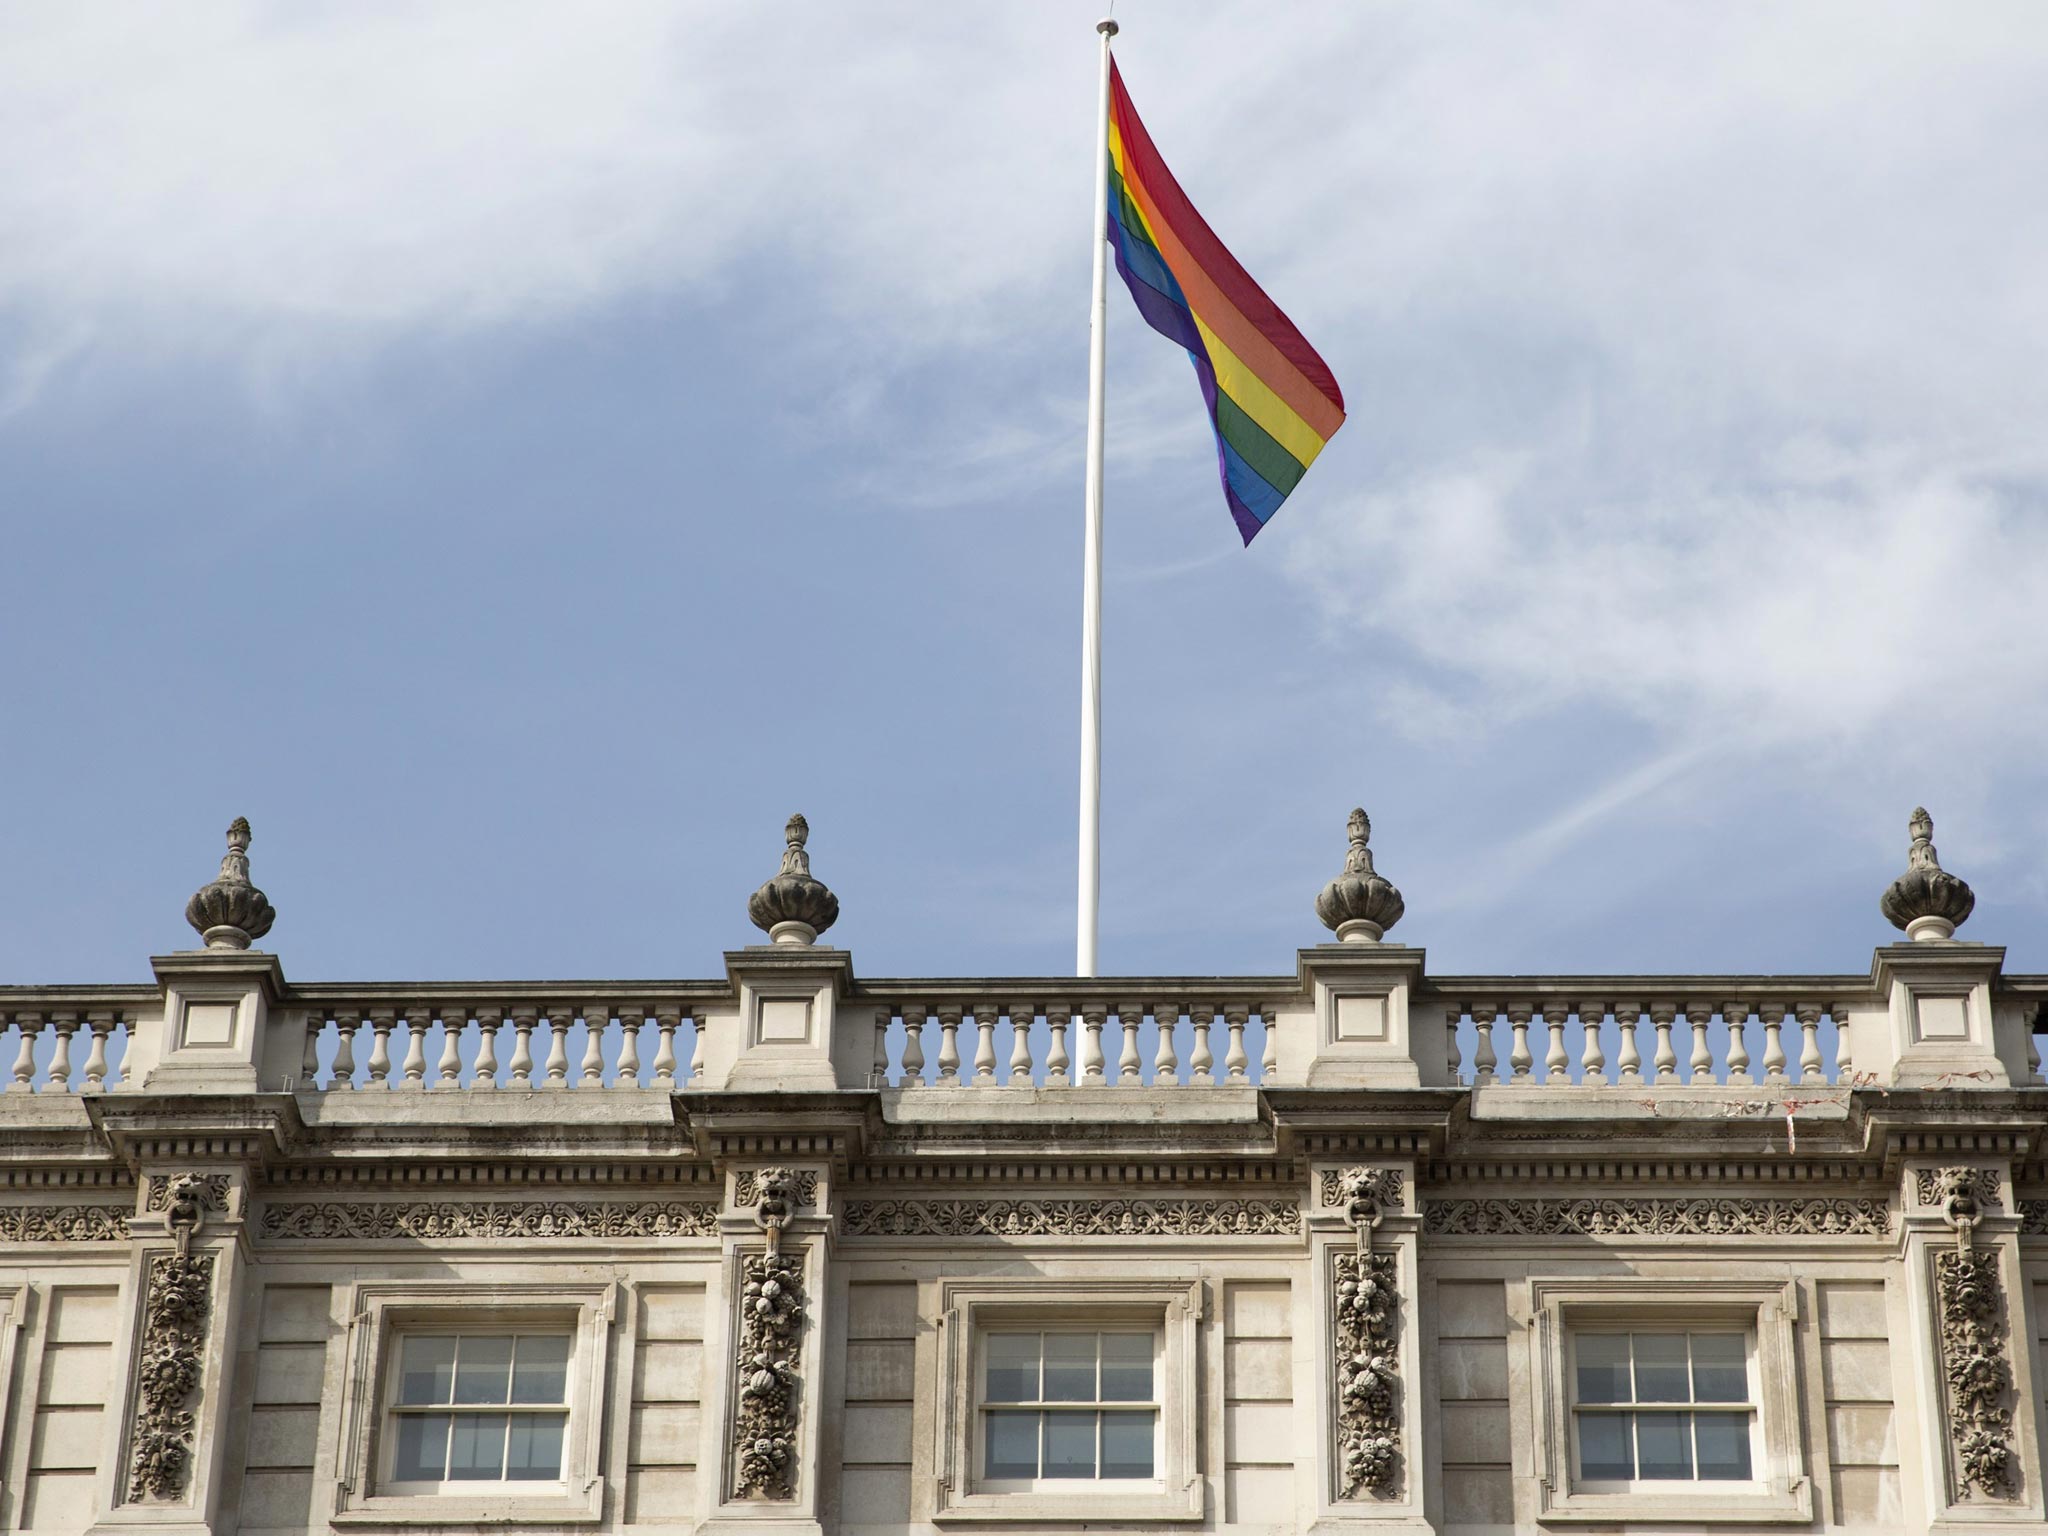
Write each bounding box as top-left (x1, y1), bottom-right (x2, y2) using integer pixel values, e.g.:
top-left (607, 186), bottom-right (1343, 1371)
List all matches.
top-left (4, 2), bottom-right (2047, 986)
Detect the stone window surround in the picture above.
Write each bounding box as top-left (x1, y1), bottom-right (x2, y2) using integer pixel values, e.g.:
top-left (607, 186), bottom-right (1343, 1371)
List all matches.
top-left (332, 1279), bottom-right (619, 1528)
top-left (931, 1276), bottom-right (1203, 1525)
top-left (1523, 1276), bottom-right (1811, 1525)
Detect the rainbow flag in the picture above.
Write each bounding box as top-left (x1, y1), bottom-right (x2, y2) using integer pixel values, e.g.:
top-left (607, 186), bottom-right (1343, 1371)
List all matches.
top-left (1107, 60), bottom-right (1346, 544)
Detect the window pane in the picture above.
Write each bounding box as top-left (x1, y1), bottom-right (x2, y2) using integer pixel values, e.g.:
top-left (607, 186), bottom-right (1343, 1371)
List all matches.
top-left (1101, 1410), bottom-right (1156, 1478)
top-left (1099, 1334), bottom-right (1153, 1401)
top-left (1574, 1335), bottom-right (1631, 1404)
top-left (1042, 1411), bottom-right (1095, 1477)
top-left (1694, 1412), bottom-right (1752, 1480)
top-left (448, 1411), bottom-right (509, 1480)
top-left (1043, 1334), bottom-right (1096, 1403)
top-left (512, 1335), bottom-right (571, 1404)
top-left (984, 1410), bottom-right (1038, 1479)
top-left (1632, 1334), bottom-right (1690, 1402)
top-left (1576, 1412), bottom-right (1633, 1480)
top-left (1635, 1410), bottom-right (1693, 1479)
top-left (507, 1412), bottom-right (567, 1480)
top-left (398, 1336), bottom-right (456, 1405)
top-left (453, 1335), bottom-right (514, 1405)
top-left (1689, 1334), bottom-right (1747, 1403)
top-left (985, 1335), bottom-right (1038, 1403)
top-left (393, 1412), bottom-right (450, 1481)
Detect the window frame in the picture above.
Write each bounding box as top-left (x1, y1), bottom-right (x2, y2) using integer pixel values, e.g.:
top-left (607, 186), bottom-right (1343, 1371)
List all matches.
top-left (1524, 1278), bottom-right (1811, 1525)
top-left (933, 1277), bottom-right (1203, 1525)
top-left (973, 1326), bottom-right (1165, 1491)
top-left (379, 1325), bottom-right (578, 1495)
top-left (333, 1281), bottom-right (618, 1527)
top-left (1564, 1326), bottom-right (1761, 1492)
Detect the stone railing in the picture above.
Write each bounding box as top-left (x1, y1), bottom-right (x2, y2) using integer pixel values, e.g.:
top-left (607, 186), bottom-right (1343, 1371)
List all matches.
top-left (2, 968), bottom-right (2041, 1097)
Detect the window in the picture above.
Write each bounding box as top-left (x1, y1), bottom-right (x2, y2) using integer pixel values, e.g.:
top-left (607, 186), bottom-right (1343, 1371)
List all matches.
top-left (1570, 1330), bottom-right (1755, 1486)
top-left (933, 1278), bottom-right (1201, 1523)
top-left (386, 1332), bottom-right (573, 1489)
top-left (332, 1281), bottom-right (619, 1526)
top-left (980, 1331), bottom-right (1160, 1485)
top-left (1523, 1278), bottom-right (1810, 1524)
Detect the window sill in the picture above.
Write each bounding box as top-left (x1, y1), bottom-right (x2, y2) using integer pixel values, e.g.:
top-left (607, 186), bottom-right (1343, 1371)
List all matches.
top-left (933, 1486), bottom-right (1203, 1524)
top-left (1536, 1480), bottom-right (1811, 1525)
top-left (330, 1490), bottom-right (603, 1528)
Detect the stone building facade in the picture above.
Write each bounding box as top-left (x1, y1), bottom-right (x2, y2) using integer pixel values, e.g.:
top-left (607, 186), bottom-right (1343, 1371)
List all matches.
top-left (1, 808), bottom-right (2045, 1536)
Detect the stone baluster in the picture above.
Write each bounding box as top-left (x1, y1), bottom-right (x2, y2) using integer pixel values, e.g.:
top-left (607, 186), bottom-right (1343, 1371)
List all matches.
top-left (332, 1010), bottom-right (359, 1090)
top-left (366, 1008), bottom-right (396, 1088)
top-left (1189, 1004), bottom-right (1216, 1085)
top-left (301, 1010), bottom-right (323, 1090)
top-left (687, 1012), bottom-right (706, 1086)
top-left (1722, 1000), bottom-right (1752, 1086)
top-left (508, 1007), bottom-right (537, 1088)
top-left (899, 1004), bottom-right (927, 1087)
top-left (935, 1005), bottom-right (963, 1085)
top-left (580, 1005), bottom-right (608, 1088)
top-left (396, 1007), bottom-right (427, 1090)
top-left (1794, 1003), bottom-right (1823, 1083)
top-left (1614, 1002), bottom-right (1643, 1085)
top-left (615, 1006), bottom-right (643, 1089)
top-left (1507, 1004), bottom-right (1534, 1083)
top-left (1080, 1005), bottom-right (1108, 1085)
top-left (434, 1005), bottom-right (466, 1090)
top-left (1685, 1002), bottom-right (1714, 1082)
top-left (1540, 1003), bottom-right (1570, 1084)
top-left (1223, 1004), bottom-right (1250, 1083)
top-left (1153, 1001), bottom-right (1181, 1086)
top-left (971, 1002), bottom-right (999, 1086)
top-left (651, 1007), bottom-right (680, 1088)
top-left (1445, 1003), bottom-right (1465, 1082)
top-left (1578, 1001), bottom-right (1607, 1085)
top-left (2027, 1004), bottom-right (2045, 1086)
top-left (1831, 1003), bottom-right (1853, 1082)
top-left (872, 1006), bottom-right (892, 1088)
top-left (1759, 1002), bottom-right (1787, 1082)
top-left (80, 1011), bottom-right (113, 1093)
top-left (1008, 1000), bottom-right (1035, 1086)
top-left (542, 1008), bottom-right (572, 1089)
top-left (40, 1014), bottom-right (76, 1094)
top-left (1471, 1004), bottom-right (1499, 1085)
top-left (472, 1007), bottom-right (502, 1090)
top-left (8, 1014), bottom-right (37, 1091)
top-left (1650, 1002), bottom-right (1678, 1083)
top-left (1117, 1003), bottom-right (1143, 1085)
top-left (1260, 1008), bottom-right (1278, 1081)
top-left (1045, 1004), bottom-right (1072, 1087)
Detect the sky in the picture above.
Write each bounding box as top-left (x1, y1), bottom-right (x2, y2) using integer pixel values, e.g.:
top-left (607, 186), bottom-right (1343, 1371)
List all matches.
top-left (4, 2), bottom-right (2047, 987)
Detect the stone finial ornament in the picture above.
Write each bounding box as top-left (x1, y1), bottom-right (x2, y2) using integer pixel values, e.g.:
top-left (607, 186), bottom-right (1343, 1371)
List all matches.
top-left (183, 817), bottom-right (275, 951)
top-left (1315, 808), bottom-right (1404, 943)
top-left (1880, 807), bottom-right (1975, 942)
top-left (747, 814), bottom-right (840, 946)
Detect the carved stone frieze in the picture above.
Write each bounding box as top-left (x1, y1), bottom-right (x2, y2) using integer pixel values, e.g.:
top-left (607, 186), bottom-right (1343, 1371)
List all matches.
top-left (257, 1199), bottom-right (719, 1241)
top-left (735, 1168), bottom-right (818, 1210)
top-left (1423, 1196), bottom-right (1890, 1237)
top-left (732, 1248), bottom-right (806, 1499)
top-left (0, 1204), bottom-right (131, 1241)
top-left (840, 1196), bottom-right (1301, 1238)
top-left (2018, 1200), bottom-right (2048, 1235)
top-left (128, 1251), bottom-right (214, 1501)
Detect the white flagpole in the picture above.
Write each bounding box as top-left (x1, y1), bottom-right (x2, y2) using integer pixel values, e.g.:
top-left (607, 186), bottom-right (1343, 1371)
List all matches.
top-left (1077, 16), bottom-right (1118, 979)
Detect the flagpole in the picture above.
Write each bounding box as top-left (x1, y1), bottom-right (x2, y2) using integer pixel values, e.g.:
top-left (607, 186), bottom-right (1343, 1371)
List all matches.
top-left (1077, 16), bottom-right (1117, 979)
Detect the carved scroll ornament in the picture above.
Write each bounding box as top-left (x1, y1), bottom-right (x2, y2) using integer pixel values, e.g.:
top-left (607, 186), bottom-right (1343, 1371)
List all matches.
top-left (1930, 1167), bottom-right (2016, 1501)
top-left (1332, 1168), bottom-right (1401, 1499)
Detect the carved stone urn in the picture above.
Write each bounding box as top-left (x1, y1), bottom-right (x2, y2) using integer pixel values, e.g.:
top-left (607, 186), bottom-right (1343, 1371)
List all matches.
top-left (183, 817), bottom-right (276, 950)
top-left (1315, 808), bottom-right (1404, 943)
top-left (1880, 807), bottom-right (1974, 942)
top-left (747, 814), bottom-right (840, 946)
